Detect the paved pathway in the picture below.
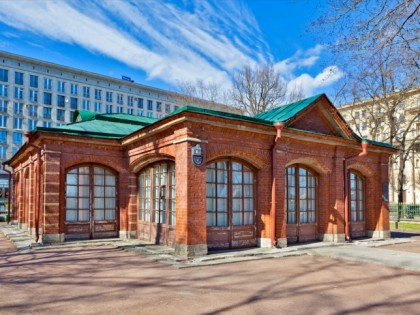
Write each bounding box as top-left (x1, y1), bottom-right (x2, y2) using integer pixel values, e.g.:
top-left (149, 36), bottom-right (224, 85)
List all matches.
top-left (1, 222), bottom-right (420, 270)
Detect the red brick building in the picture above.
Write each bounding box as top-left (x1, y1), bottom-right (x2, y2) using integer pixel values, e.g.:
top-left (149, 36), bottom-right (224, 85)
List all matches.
top-left (6, 94), bottom-right (395, 257)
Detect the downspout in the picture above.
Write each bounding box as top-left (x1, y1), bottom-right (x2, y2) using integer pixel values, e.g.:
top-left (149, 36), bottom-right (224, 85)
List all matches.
top-left (343, 139), bottom-right (368, 241)
top-left (24, 131), bottom-right (42, 243)
top-left (271, 122), bottom-right (284, 247)
top-left (2, 162), bottom-right (11, 224)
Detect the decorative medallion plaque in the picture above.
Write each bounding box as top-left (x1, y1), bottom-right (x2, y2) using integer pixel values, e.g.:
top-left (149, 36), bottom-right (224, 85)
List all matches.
top-left (191, 144), bottom-right (204, 166)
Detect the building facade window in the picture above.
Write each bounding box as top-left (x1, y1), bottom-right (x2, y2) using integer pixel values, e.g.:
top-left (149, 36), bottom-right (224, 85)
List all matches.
top-left (70, 83), bottom-right (78, 95)
top-left (165, 104), bottom-right (171, 113)
top-left (106, 104), bottom-right (112, 113)
top-left (127, 96), bottom-right (133, 107)
top-left (43, 107), bottom-right (52, 119)
top-left (65, 165), bottom-right (116, 222)
top-left (57, 109), bottom-right (65, 121)
top-left (14, 102), bottom-right (23, 115)
top-left (13, 117), bottom-right (23, 130)
top-left (0, 100), bottom-right (7, 113)
top-left (206, 160), bottom-right (255, 227)
top-left (95, 89), bottom-right (102, 100)
top-left (82, 100), bottom-right (90, 110)
top-left (43, 121), bottom-right (51, 128)
top-left (0, 147), bottom-right (6, 159)
top-left (349, 172), bottom-right (364, 222)
top-left (57, 81), bottom-right (65, 93)
top-left (28, 119), bottom-right (37, 131)
top-left (138, 161), bottom-right (176, 225)
top-left (117, 106), bottom-right (123, 113)
top-left (13, 132), bottom-right (22, 145)
top-left (147, 100), bottom-right (153, 111)
top-left (44, 78), bottom-right (52, 90)
top-left (0, 84), bottom-right (8, 97)
top-left (137, 98), bottom-right (143, 108)
top-left (29, 75), bottom-right (38, 88)
top-left (29, 89), bottom-right (38, 103)
top-left (106, 91), bottom-right (112, 102)
top-left (43, 92), bottom-right (52, 105)
top-left (127, 108), bottom-right (133, 115)
top-left (286, 166), bottom-right (317, 224)
top-left (57, 95), bottom-right (65, 107)
top-left (0, 115), bottom-right (7, 128)
top-left (117, 93), bottom-right (123, 105)
top-left (14, 87), bottom-right (24, 100)
top-left (14, 72), bottom-right (24, 85)
top-left (0, 131), bottom-right (7, 143)
top-left (83, 86), bottom-right (90, 98)
top-left (0, 69), bottom-right (8, 82)
top-left (94, 102), bottom-right (101, 112)
top-left (147, 112), bottom-right (153, 118)
top-left (70, 97), bottom-right (78, 110)
top-left (156, 102), bottom-right (162, 112)
top-left (137, 110), bottom-right (143, 116)
top-left (28, 105), bottom-right (37, 117)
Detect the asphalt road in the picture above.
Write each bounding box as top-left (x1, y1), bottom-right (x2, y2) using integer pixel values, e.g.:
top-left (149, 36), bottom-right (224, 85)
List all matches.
top-left (1, 230), bottom-right (420, 315)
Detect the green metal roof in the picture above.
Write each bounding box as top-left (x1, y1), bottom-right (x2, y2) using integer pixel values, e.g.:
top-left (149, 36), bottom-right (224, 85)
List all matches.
top-left (35, 110), bottom-right (158, 139)
top-left (254, 94), bottom-right (324, 122)
top-left (168, 105), bottom-right (273, 126)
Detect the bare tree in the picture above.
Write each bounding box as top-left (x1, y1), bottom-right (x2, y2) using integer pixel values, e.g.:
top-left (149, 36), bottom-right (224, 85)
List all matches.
top-left (176, 79), bottom-right (223, 104)
top-left (338, 47), bottom-right (419, 206)
top-left (315, 0), bottom-right (419, 70)
top-left (230, 64), bottom-right (289, 115)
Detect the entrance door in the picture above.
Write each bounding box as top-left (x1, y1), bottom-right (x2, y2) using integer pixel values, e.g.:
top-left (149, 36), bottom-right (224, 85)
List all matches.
top-left (65, 165), bottom-right (118, 240)
top-left (138, 162), bottom-right (176, 246)
top-left (349, 172), bottom-right (366, 238)
top-left (206, 160), bottom-right (256, 250)
top-left (286, 166), bottom-right (318, 243)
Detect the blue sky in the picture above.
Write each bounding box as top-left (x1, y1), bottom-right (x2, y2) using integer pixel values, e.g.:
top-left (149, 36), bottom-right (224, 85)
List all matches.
top-left (0, 0), bottom-right (342, 99)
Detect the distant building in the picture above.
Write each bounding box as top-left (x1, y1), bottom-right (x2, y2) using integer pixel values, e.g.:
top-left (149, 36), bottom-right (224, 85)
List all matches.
top-left (0, 50), bottom-right (241, 171)
top-left (338, 88), bottom-right (420, 203)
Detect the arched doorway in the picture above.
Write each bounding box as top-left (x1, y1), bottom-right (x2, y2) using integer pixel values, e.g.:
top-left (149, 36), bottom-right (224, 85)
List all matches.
top-left (286, 165), bottom-right (318, 243)
top-left (349, 171), bottom-right (366, 238)
top-left (65, 164), bottom-right (118, 240)
top-left (206, 159), bottom-right (256, 250)
top-left (138, 161), bottom-right (176, 246)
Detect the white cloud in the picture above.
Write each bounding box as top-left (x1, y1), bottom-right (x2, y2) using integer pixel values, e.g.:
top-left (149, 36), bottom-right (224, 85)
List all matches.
top-left (0, 0), bottom-right (341, 96)
top-left (289, 66), bottom-right (344, 96)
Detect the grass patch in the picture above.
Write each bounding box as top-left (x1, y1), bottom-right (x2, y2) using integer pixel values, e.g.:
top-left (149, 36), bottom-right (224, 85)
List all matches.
top-left (391, 221), bottom-right (420, 231)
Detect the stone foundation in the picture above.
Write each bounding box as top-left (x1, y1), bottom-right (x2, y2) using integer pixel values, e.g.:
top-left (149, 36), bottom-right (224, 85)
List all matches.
top-left (174, 243), bottom-right (208, 258)
top-left (367, 230), bottom-right (390, 239)
top-left (319, 233), bottom-right (346, 243)
top-left (257, 238), bottom-right (272, 248)
top-left (276, 237), bottom-right (288, 248)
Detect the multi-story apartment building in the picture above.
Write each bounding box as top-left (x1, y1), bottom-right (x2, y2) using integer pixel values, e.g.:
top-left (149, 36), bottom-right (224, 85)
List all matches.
top-left (338, 88), bottom-right (420, 203)
top-left (0, 51), bottom-right (240, 177)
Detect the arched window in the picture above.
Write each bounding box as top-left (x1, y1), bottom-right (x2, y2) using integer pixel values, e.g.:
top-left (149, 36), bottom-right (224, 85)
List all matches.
top-left (66, 165), bottom-right (116, 222)
top-left (286, 166), bottom-right (317, 224)
top-left (138, 162), bottom-right (176, 225)
top-left (349, 172), bottom-right (364, 222)
top-left (206, 160), bottom-right (254, 227)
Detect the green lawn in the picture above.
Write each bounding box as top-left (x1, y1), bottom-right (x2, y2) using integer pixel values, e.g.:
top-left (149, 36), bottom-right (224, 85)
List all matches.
top-left (391, 221), bottom-right (420, 231)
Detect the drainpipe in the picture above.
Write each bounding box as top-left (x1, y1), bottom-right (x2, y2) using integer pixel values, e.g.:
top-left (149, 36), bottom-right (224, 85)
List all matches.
top-left (24, 131), bottom-right (42, 243)
top-left (343, 139), bottom-right (368, 241)
top-left (2, 162), bottom-right (12, 224)
top-left (271, 122), bottom-right (284, 247)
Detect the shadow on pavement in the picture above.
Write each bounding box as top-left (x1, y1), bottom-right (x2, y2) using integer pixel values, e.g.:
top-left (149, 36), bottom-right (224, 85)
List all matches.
top-left (391, 231), bottom-right (420, 238)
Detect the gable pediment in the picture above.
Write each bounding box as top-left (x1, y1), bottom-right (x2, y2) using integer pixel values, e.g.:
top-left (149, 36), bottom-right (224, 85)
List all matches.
top-left (285, 96), bottom-right (356, 140)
